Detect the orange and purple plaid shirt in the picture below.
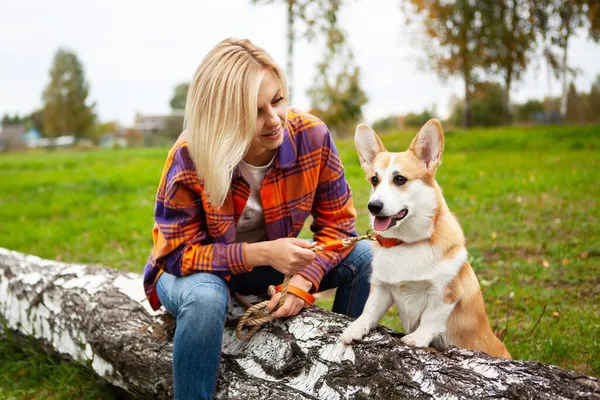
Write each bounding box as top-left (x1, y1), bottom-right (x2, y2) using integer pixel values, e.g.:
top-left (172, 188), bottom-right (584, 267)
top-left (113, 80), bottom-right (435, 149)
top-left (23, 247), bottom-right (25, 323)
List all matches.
top-left (143, 109), bottom-right (357, 310)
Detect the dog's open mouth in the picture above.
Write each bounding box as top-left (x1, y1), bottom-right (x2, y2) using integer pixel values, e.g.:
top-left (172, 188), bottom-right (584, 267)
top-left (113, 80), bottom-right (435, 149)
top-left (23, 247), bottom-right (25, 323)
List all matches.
top-left (373, 208), bottom-right (408, 231)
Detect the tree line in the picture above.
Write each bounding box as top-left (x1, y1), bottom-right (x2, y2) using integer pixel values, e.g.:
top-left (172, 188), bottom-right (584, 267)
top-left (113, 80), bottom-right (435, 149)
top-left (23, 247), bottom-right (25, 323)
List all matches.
top-left (401, 0), bottom-right (599, 128)
top-left (2, 0), bottom-right (598, 143)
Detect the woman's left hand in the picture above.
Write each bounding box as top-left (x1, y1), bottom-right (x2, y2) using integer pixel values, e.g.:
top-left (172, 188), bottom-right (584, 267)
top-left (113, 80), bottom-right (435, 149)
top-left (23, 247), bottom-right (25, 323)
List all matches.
top-left (267, 275), bottom-right (313, 318)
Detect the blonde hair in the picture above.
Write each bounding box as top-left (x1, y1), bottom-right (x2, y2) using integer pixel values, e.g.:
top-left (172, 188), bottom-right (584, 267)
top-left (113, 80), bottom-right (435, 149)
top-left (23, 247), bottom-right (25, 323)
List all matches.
top-left (185, 38), bottom-right (287, 208)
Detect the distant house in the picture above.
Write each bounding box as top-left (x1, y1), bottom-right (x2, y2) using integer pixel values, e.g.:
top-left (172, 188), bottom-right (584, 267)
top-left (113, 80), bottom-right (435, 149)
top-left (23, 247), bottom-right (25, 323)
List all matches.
top-left (134, 109), bottom-right (184, 135)
top-left (530, 111), bottom-right (564, 124)
top-left (0, 123), bottom-right (27, 151)
top-left (134, 110), bottom-right (185, 146)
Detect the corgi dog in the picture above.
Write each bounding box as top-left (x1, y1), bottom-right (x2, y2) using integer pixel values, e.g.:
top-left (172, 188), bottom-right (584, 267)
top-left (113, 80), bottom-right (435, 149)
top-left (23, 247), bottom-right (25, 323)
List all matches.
top-left (340, 120), bottom-right (510, 359)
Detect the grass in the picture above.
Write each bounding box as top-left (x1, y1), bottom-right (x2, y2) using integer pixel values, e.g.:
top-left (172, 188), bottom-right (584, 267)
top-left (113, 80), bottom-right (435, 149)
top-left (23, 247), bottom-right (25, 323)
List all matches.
top-left (0, 331), bottom-right (124, 399)
top-left (0, 123), bottom-right (598, 397)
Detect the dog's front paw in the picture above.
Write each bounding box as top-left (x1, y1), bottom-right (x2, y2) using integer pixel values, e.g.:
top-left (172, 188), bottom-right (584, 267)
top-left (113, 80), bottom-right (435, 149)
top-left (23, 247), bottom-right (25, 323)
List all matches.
top-left (340, 320), bottom-right (370, 345)
top-left (401, 332), bottom-right (432, 348)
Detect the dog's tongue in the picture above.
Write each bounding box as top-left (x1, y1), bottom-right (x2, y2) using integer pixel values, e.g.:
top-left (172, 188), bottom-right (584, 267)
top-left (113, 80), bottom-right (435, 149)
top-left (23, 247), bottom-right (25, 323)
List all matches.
top-left (374, 217), bottom-right (392, 231)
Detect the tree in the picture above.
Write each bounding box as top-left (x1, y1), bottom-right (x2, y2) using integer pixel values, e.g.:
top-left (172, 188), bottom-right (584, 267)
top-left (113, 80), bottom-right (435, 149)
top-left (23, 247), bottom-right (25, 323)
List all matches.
top-left (585, 75), bottom-right (600, 122)
top-left (481, 0), bottom-right (538, 124)
top-left (540, 0), bottom-right (600, 117)
top-left (169, 82), bottom-right (189, 111)
top-left (565, 82), bottom-right (584, 123)
top-left (308, 57), bottom-right (368, 136)
top-left (402, 0), bottom-right (486, 128)
top-left (449, 81), bottom-right (505, 127)
top-left (404, 109), bottom-right (435, 127)
top-left (42, 48), bottom-right (95, 139)
top-left (251, 0), bottom-right (349, 103)
top-left (91, 121), bottom-right (121, 143)
top-left (2, 248), bottom-right (600, 399)
top-left (372, 115), bottom-right (402, 132)
top-left (27, 109), bottom-right (45, 134)
top-left (307, 1), bottom-right (368, 136)
top-left (515, 99), bottom-right (545, 123)
top-left (1, 113), bottom-right (25, 126)
top-left (162, 115), bottom-right (185, 140)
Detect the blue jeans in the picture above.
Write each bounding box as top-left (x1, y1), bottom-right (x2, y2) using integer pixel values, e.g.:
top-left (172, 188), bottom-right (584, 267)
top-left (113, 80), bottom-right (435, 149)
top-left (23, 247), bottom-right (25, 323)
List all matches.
top-left (156, 240), bottom-right (372, 400)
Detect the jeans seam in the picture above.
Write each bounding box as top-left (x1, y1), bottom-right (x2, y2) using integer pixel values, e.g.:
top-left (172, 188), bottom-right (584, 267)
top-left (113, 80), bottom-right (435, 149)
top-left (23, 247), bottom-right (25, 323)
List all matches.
top-left (347, 276), bottom-right (356, 315)
top-left (156, 276), bottom-right (173, 306)
top-left (339, 243), bottom-right (372, 316)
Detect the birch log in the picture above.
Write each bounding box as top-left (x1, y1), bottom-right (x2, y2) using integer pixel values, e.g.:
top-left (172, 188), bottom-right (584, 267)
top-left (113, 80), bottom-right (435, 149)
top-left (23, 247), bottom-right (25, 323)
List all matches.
top-left (1, 248), bottom-right (599, 400)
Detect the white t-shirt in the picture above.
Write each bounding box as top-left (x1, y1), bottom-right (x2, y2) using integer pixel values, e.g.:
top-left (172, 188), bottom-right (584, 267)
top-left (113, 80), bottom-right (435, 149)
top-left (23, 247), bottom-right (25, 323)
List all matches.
top-left (234, 156), bottom-right (275, 243)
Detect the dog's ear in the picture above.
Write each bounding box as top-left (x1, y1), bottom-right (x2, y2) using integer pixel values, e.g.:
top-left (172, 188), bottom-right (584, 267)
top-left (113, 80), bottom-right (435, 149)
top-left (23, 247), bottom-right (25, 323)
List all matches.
top-left (409, 119), bottom-right (444, 173)
top-left (355, 124), bottom-right (386, 173)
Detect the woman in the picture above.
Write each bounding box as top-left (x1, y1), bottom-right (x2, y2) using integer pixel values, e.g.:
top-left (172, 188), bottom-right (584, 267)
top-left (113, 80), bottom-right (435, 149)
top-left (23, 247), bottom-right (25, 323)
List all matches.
top-left (143, 38), bottom-right (372, 399)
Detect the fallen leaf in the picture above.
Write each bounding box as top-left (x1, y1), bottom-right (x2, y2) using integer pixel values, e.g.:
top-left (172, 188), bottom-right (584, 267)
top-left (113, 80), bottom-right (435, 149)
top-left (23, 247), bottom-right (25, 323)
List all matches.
top-left (491, 232), bottom-right (497, 240)
top-left (561, 258), bottom-right (570, 266)
top-left (542, 259), bottom-right (550, 268)
top-left (552, 311), bottom-right (559, 318)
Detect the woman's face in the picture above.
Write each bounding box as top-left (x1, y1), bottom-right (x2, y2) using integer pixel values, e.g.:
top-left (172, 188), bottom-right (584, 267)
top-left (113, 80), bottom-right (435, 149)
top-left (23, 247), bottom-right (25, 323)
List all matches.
top-left (244, 70), bottom-right (287, 165)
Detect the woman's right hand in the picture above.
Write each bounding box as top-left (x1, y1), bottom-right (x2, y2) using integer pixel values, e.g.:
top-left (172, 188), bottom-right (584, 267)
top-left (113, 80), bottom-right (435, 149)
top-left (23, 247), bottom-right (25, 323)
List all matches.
top-left (245, 238), bottom-right (317, 275)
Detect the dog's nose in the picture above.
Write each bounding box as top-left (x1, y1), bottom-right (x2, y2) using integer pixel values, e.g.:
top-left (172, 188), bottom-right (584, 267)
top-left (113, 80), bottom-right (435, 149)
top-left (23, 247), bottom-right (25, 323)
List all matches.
top-left (368, 200), bottom-right (384, 215)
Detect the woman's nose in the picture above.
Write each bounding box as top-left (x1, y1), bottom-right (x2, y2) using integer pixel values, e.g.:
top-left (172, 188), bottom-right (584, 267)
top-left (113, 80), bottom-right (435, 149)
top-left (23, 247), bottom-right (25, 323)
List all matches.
top-left (265, 107), bottom-right (280, 128)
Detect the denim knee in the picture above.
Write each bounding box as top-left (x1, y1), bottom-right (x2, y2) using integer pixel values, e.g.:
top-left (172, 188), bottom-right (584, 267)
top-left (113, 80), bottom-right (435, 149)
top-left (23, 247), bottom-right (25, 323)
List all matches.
top-left (157, 272), bottom-right (230, 321)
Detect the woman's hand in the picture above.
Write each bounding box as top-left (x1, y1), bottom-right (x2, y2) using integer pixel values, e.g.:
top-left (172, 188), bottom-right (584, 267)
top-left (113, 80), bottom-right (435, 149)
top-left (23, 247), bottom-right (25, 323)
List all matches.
top-left (267, 275), bottom-right (313, 318)
top-left (245, 238), bottom-right (317, 275)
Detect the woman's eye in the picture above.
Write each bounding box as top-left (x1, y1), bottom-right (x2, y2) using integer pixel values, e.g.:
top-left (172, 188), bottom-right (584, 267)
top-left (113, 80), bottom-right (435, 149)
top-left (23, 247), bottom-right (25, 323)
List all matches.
top-left (273, 96), bottom-right (284, 104)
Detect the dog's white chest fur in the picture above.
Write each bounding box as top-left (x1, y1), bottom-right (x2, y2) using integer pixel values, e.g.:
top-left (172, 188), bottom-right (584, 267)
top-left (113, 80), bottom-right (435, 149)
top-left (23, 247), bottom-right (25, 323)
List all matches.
top-left (371, 244), bottom-right (467, 335)
top-left (371, 243), bottom-right (464, 284)
top-left (387, 280), bottom-right (434, 333)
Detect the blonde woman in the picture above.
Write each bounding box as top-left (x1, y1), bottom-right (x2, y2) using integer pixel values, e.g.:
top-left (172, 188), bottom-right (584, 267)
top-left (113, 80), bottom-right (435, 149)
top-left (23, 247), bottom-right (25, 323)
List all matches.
top-left (143, 38), bottom-right (372, 399)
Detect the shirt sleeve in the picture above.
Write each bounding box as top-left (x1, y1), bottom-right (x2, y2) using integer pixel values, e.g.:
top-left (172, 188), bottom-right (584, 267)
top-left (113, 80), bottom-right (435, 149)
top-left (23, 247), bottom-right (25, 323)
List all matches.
top-left (297, 127), bottom-right (358, 291)
top-left (149, 145), bottom-right (252, 278)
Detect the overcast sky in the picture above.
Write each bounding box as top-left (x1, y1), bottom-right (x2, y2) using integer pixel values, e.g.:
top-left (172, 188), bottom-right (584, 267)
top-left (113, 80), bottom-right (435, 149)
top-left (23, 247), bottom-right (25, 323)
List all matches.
top-left (1, 0), bottom-right (599, 127)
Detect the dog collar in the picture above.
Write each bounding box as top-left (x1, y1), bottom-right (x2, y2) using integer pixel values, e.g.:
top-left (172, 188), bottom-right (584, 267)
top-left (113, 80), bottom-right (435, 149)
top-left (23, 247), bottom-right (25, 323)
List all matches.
top-left (374, 235), bottom-right (405, 248)
top-left (373, 214), bottom-right (441, 248)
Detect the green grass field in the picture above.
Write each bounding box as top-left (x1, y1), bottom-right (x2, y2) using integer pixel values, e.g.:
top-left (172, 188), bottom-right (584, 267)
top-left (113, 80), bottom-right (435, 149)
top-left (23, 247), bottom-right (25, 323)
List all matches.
top-left (1, 124), bottom-right (599, 398)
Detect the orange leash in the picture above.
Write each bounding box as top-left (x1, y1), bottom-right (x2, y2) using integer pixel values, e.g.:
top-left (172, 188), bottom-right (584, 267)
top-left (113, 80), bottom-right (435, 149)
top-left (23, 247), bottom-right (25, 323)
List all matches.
top-left (234, 231), bottom-right (375, 340)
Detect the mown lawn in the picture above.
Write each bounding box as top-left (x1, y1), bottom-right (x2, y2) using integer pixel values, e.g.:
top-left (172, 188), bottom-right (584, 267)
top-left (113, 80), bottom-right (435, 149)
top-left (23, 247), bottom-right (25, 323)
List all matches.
top-left (0, 123), bottom-right (598, 398)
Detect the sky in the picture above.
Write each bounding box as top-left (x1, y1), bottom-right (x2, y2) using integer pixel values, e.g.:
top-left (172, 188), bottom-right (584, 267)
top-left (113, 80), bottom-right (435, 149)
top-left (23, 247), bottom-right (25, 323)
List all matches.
top-left (1, 0), bottom-right (600, 127)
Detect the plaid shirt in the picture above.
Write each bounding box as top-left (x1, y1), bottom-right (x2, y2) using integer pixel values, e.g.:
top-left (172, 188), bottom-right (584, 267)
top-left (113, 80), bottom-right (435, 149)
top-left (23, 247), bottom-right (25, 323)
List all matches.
top-left (143, 109), bottom-right (357, 310)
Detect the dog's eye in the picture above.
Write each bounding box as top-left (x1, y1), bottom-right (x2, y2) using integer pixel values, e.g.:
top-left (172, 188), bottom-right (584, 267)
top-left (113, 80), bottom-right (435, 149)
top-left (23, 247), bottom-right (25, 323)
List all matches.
top-left (370, 176), bottom-right (380, 186)
top-left (393, 175), bottom-right (407, 186)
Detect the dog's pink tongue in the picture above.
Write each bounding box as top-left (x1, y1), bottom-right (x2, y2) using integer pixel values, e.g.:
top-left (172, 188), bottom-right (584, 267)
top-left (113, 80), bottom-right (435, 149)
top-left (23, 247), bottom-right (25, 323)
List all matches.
top-left (374, 217), bottom-right (392, 231)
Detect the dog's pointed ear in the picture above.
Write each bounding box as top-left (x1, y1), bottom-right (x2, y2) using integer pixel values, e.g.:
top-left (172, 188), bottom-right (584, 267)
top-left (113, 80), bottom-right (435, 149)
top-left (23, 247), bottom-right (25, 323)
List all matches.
top-left (355, 124), bottom-right (386, 173)
top-left (409, 119), bottom-right (444, 173)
